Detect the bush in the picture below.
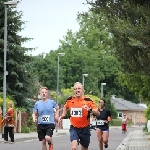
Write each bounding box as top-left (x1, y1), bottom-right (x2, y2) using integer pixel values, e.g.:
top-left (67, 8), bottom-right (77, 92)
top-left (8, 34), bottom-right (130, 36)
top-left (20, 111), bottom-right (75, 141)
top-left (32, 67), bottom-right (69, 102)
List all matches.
top-left (0, 95), bottom-right (15, 110)
top-left (27, 115), bottom-right (37, 132)
top-left (143, 123), bottom-right (148, 132)
top-left (127, 120), bottom-right (133, 127)
top-left (109, 119), bottom-right (122, 126)
top-left (21, 125), bottom-right (30, 133)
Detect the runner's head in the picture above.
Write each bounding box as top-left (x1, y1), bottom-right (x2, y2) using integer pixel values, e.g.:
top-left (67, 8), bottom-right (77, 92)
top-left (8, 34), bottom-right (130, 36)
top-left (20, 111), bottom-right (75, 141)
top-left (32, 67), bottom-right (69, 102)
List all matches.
top-left (40, 86), bottom-right (48, 100)
top-left (73, 82), bottom-right (84, 99)
top-left (123, 114), bottom-right (126, 118)
top-left (8, 102), bottom-right (13, 108)
top-left (99, 98), bottom-right (106, 108)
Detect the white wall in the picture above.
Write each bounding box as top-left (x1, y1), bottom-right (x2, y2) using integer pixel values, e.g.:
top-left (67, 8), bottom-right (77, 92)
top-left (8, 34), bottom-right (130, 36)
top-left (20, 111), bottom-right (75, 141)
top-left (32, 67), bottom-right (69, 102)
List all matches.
top-left (62, 119), bottom-right (70, 129)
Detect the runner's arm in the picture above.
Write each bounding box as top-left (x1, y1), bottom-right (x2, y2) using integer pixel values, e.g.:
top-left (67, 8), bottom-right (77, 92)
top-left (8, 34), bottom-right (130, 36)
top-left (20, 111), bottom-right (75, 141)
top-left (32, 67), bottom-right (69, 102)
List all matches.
top-left (107, 110), bottom-right (112, 122)
top-left (54, 105), bottom-right (59, 118)
top-left (32, 111), bottom-right (38, 122)
top-left (59, 98), bottom-right (70, 120)
top-left (61, 106), bottom-right (68, 117)
top-left (89, 101), bottom-right (100, 116)
top-left (32, 103), bottom-right (38, 122)
top-left (58, 106), bottom-right (69, 122)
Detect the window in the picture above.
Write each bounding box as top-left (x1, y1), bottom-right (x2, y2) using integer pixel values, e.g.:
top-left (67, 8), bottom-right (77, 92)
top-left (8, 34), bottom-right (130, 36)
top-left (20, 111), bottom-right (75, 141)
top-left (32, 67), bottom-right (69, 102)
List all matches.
top-left (118, 112), bottom-right (123, 118)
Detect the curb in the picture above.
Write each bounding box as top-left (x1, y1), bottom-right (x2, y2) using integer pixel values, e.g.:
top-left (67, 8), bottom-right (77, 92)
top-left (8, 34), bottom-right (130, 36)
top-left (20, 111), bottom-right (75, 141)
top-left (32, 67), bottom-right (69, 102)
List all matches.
top-left (0, 131), bottom-right (69, 143)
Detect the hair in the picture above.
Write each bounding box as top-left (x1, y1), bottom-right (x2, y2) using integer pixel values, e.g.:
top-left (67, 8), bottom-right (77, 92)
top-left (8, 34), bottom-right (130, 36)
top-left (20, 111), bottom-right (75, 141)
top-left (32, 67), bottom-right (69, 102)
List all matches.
top-left (74, 82), bottom-right (82, 86)
top-left (100, 98), bottom-right (106, 106)
top-left (73, 82), bottom-right (84, 89)
top-left (8, 102), bottom-right (13, 108)
top-left (40, 86), bottom-right (48, 91)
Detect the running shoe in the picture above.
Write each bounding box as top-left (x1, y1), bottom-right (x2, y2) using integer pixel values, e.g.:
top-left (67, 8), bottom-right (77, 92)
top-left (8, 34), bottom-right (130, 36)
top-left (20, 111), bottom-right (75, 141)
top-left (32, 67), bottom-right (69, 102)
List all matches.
top-left (48, 142), bottom-right (53, 150)
top-left (104, 143), bottom-right (108, 148)
top-left (2, 141), bottom-right (8, 143)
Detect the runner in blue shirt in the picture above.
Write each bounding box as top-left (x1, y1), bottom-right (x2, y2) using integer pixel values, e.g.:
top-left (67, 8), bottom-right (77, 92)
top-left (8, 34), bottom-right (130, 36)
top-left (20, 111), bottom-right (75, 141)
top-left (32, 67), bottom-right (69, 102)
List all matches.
top-left (32, 87), bottom-right (59, 150)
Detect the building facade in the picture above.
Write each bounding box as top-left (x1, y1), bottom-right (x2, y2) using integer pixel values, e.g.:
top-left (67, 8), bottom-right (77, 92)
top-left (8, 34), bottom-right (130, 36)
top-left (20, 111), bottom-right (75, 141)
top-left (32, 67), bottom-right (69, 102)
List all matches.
top-left (111, 95), bottom-right (147, 125)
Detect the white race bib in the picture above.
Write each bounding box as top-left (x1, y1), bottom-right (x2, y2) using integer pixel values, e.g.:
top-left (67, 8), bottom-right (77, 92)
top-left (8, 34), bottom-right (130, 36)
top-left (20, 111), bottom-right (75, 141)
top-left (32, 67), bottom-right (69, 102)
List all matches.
top-left (122, 118), bottom-right (127, 123)
top-left (71, 108), bottom-right (82, 117)
top-left (97, 120), bottom-right (105, 125)
top-left (41, 115), bottom-right (50, 122)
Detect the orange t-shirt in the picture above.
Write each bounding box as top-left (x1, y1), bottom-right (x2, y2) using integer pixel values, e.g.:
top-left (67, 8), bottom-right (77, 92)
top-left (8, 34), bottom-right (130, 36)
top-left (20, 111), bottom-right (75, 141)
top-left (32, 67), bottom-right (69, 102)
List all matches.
top-left (64, 96), bottom-right (98, 128)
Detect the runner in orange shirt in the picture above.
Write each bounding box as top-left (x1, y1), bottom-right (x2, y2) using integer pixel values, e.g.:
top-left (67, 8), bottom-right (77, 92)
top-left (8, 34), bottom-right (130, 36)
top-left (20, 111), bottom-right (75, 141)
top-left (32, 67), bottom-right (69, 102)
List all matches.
top-left (59, 82), bottom-right (100, 150)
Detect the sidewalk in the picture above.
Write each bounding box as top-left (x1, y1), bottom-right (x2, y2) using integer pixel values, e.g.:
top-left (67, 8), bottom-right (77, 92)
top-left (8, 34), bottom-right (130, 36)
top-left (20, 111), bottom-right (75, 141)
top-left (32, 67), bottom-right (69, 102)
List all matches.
top-left (0, 129), bottom-right (70, 143)
top-left (116, 130), bottom-right (150, 150)
top-left (0, 125), bottom-right (141, 142)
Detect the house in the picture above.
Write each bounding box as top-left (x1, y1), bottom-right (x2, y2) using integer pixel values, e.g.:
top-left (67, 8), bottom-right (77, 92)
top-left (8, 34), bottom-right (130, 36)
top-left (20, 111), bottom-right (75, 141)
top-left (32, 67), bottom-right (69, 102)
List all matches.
top-left (111, 95), bottom-right (147, 125)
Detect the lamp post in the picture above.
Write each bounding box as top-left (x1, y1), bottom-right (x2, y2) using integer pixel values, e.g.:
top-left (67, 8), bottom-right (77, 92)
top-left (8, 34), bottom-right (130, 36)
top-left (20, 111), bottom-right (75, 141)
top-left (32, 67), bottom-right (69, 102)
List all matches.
top-left (2, 0), bottom-right (18, 138)
top-left (100, 83), bottom-right (106, 98)
top-left (82, 74), bottom-right (88, 88)
top-left (56, 53), bottom-right (65, 132)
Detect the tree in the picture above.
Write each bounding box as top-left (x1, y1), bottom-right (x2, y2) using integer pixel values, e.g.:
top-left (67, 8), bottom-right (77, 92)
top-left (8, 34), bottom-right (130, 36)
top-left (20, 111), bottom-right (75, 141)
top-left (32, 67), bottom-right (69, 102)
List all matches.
top-left (87, 0), bottom-right (150, 74)
top-left (33, 9), bottom-right (139, 103)
top-left (58, 11), bottom-right (138, 102)
top-left (86, 0), bottom-right (150, 102)
top-left (0, 0), bottom-right (36, 107)
top-left (32, 52), bottom-right (57, 90)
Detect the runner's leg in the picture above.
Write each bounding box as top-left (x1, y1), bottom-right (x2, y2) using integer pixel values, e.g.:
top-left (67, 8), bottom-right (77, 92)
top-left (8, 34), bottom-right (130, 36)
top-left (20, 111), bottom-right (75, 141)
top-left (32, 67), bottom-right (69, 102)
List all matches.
top-left (71, 140), bottom-right (79, 150)
top-left (37, 125), bottom-right (47, 150)
top-left (70, 126), bottom-right (79, 150)
top-left (122, 124), bottom-right (125, 134)
top-left (81, 145), bottom-right (88, 150)
top-left (41, 139), bottom-right (47, 150)
top-left (96, 128), bottom-right (103, 150)
top-left (45, 124), bottom-right (55, 150)
top-left (80, 128), bottom-right (90, 150)
top-left (102, 130), bottom-right (109, 148)
top-left (80, 131), bottom-right (91, 150)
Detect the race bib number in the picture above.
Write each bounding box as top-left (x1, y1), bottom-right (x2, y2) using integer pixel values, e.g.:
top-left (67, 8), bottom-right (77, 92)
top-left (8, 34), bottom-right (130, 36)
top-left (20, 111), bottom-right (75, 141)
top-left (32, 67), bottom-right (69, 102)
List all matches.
top-left (71, 108), bottom-right (82, 117)
top-left (41, 115), bottom-right (50, 122)
top-left (97, 120), bottom-right (105, 125)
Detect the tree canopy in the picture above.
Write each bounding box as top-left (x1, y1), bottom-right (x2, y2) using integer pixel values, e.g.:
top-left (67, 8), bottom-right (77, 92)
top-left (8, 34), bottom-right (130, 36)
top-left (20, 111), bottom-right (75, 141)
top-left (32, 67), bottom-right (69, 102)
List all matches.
top-left (87, 0), bottom-right (150, 74)
top-left (85, 0), bottom-right (150, 103)
top-left (0, 0), bottom-right (37, 106)
top-left (0, 0), bottom-right (143, 109)
top-left (33, 10), bottom-right (139, 103)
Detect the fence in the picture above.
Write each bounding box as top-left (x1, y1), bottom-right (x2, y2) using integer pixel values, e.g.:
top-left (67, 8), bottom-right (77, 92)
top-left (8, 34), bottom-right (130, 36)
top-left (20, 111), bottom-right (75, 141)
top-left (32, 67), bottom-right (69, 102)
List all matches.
top-left (0, 106), bottom-right (65, 133)
top-left (15, 111), bottom-right (30, 133)
top-left (0, 111), bottom-right (30, 133)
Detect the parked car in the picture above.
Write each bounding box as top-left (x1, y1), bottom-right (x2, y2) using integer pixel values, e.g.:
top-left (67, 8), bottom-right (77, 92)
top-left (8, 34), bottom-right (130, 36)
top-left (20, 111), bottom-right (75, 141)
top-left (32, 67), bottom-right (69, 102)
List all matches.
top-left (90, 119), bottom-right (96, 130)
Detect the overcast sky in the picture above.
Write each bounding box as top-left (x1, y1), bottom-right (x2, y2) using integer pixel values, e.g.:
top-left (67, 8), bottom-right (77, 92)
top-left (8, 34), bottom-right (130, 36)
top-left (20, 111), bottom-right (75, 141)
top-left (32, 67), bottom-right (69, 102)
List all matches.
top-left (17, 0), bottom-right (89, 56)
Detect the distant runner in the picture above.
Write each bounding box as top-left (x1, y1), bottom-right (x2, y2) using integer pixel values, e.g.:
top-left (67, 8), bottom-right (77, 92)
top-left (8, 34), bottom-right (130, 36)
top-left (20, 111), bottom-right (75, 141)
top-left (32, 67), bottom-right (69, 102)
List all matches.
top-left (122, 114), bottom-right (129, 134)
top-left (96, 98), bottom-right (111, 150)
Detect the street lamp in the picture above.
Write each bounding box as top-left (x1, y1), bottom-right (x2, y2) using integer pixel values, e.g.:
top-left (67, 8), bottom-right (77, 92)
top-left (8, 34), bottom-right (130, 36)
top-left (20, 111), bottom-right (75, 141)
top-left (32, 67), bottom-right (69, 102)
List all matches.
top-left (2, 0), bottom-right (18, 138)
top-left (101, 83), bottom-right (106, 98)
top-left (56, 52), bottom-right (65, 132)
top-left (82, 74), bottom-right (88, 88)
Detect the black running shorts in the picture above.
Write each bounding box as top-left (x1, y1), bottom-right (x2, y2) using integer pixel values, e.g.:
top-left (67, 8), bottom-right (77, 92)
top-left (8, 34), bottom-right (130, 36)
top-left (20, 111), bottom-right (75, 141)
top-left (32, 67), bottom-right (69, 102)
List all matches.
top-left (37, 124), bottom-right (55, 141)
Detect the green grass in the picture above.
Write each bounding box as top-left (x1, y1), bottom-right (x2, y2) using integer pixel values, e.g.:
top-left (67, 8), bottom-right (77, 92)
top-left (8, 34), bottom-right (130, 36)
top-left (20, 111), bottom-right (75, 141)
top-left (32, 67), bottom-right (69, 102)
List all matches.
top-left (145, 132), bottom-right (150, 135)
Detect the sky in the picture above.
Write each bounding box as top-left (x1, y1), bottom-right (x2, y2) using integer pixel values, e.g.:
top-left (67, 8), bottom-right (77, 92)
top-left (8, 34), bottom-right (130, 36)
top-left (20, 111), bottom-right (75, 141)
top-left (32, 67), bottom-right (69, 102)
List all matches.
top-left (17, 0), bottom-right (90, 56)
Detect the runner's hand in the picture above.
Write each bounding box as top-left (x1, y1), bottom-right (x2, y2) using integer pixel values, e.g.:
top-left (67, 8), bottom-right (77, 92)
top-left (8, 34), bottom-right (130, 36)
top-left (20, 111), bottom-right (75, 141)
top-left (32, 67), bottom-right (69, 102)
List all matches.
top-left (55, 115), bottom-right (59, 123)
top-left (92, 109), bottom-right (100, 116)
top-left (33, 117), bottom-right (37, 123)
top-left (59, 115), bottom-right (65, 122)
top-left (82, 104), bottom-right (89, 110)
top-left (105, 120), bottom-right (109, 124)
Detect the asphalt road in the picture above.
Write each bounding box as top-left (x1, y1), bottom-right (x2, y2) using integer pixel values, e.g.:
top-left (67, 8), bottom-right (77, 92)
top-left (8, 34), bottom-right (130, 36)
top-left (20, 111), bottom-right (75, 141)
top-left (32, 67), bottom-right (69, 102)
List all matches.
top-left (0, 126), bottom-right (142, 150)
